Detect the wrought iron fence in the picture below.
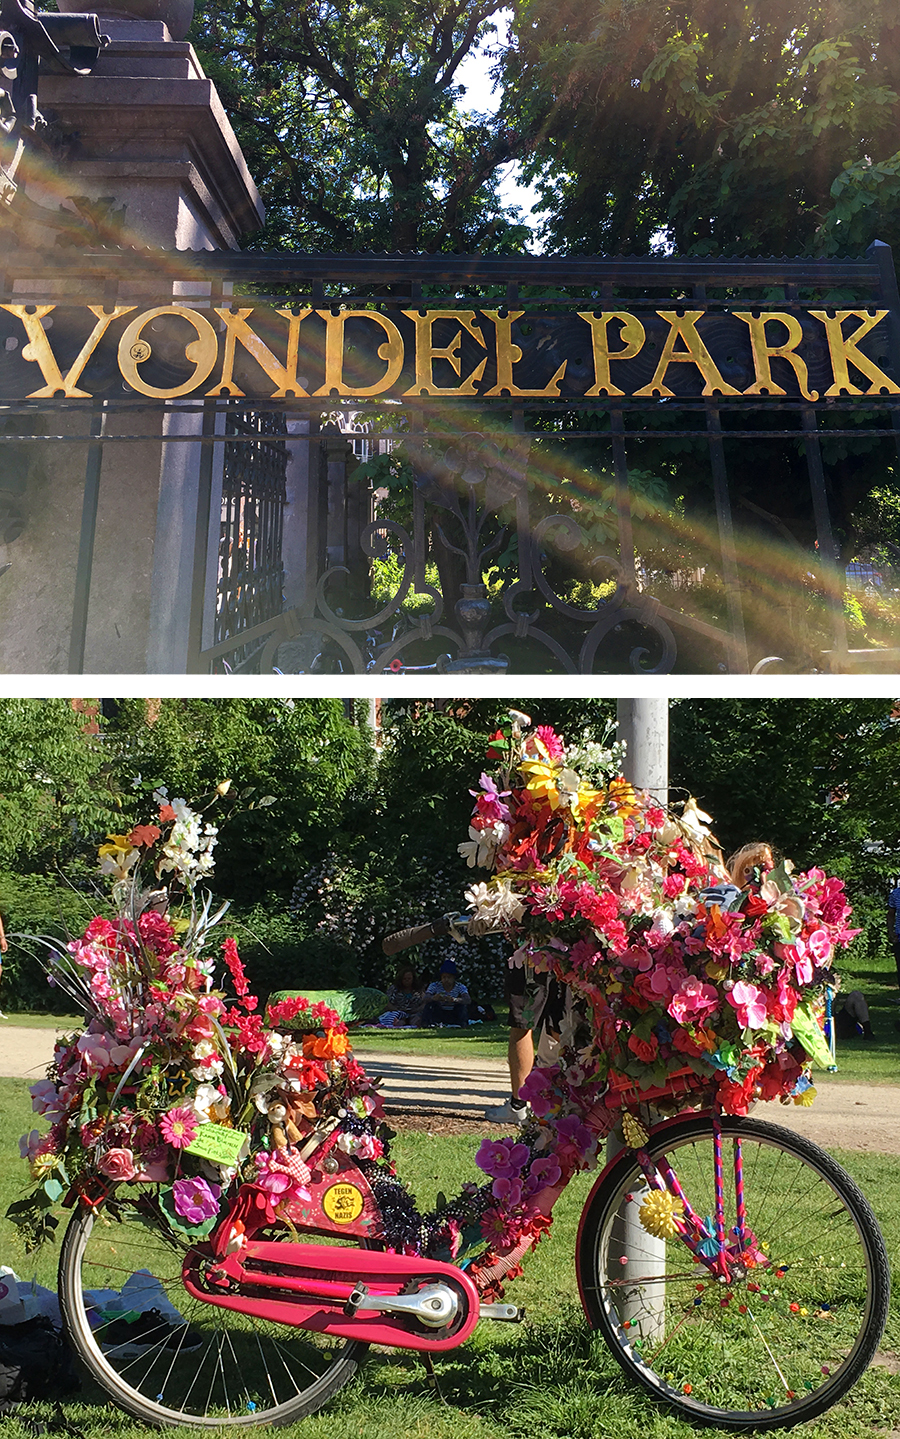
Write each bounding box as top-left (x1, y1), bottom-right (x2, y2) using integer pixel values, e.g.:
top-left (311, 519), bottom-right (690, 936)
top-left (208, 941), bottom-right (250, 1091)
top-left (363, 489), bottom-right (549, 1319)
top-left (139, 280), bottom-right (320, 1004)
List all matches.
top-left (2, 244), bottom-right (900, 674)
top-left (212, 409), bottom-right (288, 674)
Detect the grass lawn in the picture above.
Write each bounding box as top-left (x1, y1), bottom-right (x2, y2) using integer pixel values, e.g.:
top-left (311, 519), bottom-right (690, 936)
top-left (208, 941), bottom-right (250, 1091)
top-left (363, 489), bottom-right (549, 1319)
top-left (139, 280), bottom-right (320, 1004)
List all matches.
top-left (0, 1011), bottom-right (85, 1031)
top-left (1, 1075), bottom-right (898, 1439)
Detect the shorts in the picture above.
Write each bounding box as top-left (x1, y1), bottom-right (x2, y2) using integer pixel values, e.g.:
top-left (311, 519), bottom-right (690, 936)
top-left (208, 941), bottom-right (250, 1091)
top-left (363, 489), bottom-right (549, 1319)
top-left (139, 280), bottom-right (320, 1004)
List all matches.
top-left (505, 964), bottom-right (566, 1035)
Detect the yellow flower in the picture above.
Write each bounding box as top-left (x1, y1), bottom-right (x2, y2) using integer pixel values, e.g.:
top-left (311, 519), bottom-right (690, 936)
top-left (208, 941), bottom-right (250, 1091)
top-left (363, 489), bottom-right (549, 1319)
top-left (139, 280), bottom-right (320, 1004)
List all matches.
top-left (98, 835), bottom-right (133, 861)
top-left (639, 1189), bottom-right (684, 1239)
top-left (705, 960), bottom-right (728, 982)
top-left (793, 1086), bottom-right (817, 1107)
top-left (519, 758), bottom-right (561, 809)
top-left (607, 777), bottom-right (639, 817)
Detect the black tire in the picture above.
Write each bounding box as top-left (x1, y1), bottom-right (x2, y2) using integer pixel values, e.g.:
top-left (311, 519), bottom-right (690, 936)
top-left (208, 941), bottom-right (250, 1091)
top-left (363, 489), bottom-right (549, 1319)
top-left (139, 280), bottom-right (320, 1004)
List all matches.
top-left (577, 1113), bottom-right (889, 1429)
top-left (59, 1201), bottom-right (368, 1428)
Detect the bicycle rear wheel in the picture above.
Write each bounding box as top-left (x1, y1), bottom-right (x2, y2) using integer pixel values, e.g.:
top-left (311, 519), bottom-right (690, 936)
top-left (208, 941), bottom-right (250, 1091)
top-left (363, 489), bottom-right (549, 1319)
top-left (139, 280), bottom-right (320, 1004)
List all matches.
top-left (577, 1114), bottom-right (889, 1429)
top-left (59, 1200), bottom-right (368, 1428)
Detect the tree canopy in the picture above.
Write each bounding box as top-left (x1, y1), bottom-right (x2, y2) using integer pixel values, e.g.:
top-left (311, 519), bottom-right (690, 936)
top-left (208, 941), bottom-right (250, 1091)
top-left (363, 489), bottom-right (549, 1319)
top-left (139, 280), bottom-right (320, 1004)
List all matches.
top-left (505, 0), bottom-right (900, 258)
top-left (188, 0), bottom-right (900, 260)
top-left (190, 0), bottom-right (531, 252)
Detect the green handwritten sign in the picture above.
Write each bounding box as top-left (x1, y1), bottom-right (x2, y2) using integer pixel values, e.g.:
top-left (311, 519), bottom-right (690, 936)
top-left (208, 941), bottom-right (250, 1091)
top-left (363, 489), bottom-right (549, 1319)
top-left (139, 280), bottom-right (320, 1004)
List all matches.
top-left (185, 1124), bottom-right (249, 1167)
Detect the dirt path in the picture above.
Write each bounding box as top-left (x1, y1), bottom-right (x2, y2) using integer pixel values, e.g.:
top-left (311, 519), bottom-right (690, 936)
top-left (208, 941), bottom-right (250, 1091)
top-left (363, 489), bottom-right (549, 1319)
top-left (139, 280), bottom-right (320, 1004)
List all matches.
top-left (3, 1024), bottom-right (898, 1152)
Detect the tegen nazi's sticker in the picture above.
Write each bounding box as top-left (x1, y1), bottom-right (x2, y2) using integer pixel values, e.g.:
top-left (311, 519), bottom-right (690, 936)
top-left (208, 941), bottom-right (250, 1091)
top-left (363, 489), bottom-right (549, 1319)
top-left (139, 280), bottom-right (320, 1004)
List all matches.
top-left (322, 1182), bottom-right (365, 1224)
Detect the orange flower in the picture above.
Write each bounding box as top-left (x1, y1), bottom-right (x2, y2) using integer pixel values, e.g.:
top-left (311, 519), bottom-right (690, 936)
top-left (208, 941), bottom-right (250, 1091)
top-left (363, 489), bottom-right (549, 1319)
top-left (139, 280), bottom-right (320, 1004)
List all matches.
top-left (303, 1029), bottom-right (350, 1060)
top-left (129, 823), bottom-right (161, 848)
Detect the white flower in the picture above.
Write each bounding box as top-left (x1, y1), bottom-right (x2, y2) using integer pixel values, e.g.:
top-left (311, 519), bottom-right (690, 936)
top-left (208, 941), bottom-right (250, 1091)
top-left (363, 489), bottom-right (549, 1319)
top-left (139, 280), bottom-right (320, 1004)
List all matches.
top-left (465, 879), bottom-right (526, 934)
top-left (458, 821), bottom-right (509, 869)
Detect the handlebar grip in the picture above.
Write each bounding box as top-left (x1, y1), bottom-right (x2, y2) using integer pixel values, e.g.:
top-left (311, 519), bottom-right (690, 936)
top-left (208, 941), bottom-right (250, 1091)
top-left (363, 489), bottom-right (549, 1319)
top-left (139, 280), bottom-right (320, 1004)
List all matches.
top-left (382, 915), bottom-right (451, 955)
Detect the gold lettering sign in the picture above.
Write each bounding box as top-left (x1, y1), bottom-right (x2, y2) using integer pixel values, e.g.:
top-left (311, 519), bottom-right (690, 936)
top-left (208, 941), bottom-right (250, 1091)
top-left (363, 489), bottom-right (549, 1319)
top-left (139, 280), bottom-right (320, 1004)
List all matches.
top-left (482, 310), bottom-right (567, 397)
top-left (118, 307), bottom-right (219, 398)
top-left (2, 299), bottom-right (896, 403)
top-left (578, 311), bottom-right (646, 396)
top-left (3, 303), bottom-right (136, 398)
top-left (207, 307), bottom-right (312, 398)
top-left (634, 312), bottom-right (740, 398)
top-left (402, 309), bottom-right (487, 395)
top-left (808, 309), bottom-right (900, 396)
top-left (734, 311), bottom-right (818, 401)
top-left (314, 309), bottom-right (404, 396)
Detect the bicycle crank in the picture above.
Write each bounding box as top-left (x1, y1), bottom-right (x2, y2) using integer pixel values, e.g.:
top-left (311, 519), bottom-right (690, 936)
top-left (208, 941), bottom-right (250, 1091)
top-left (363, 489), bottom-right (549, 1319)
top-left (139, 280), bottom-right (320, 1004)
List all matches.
top-left (182, 1240), bottom-right (481, 1352)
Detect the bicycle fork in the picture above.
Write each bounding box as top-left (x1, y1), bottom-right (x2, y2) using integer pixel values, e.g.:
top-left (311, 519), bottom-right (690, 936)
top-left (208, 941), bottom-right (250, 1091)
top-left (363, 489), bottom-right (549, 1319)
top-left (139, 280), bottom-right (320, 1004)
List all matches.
top-left (632, 1113), bottom-right (753, 1285)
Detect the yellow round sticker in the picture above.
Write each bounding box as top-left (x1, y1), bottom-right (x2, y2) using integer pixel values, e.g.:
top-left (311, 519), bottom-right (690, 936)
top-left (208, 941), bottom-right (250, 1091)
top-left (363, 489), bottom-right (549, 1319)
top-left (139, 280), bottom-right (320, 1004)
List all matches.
top-left (322, 1182), bottom-right (364, 1225)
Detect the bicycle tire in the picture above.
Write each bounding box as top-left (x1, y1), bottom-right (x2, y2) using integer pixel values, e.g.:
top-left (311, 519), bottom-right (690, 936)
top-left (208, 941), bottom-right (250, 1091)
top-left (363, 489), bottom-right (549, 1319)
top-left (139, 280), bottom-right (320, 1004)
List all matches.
top-left (59, 1200), bottom-right (369, 1428)
top-left (576, 1113), bottom-right (889, 1429)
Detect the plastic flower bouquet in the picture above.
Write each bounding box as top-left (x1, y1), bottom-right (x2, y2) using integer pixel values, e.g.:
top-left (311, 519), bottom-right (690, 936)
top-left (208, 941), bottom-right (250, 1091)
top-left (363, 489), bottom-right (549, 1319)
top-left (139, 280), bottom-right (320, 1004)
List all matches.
top-left (8, 793), bottom-right (386, 1250)
top-left (461, 714), bottom-right (856, 1122)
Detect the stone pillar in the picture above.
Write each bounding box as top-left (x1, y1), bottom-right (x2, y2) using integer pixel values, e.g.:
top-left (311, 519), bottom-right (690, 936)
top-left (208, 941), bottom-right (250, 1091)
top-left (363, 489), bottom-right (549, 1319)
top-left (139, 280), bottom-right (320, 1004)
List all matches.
top-left (0, 10), bottom-right (266, 673)
top-left (35, 15), bottom-right (262, 250)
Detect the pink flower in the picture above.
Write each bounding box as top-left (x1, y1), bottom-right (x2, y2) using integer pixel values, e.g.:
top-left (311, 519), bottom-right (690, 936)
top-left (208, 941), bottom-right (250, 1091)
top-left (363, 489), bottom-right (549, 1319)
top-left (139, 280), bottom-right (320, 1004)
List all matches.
top-left (476, 1138), bottom-right (530, 1181)
top-left (172, 1177), bottom-right (221, 1224)
top-left (727, 981), bottom-right (768, 1029)
top-left (30, 1079), bottom-right (63, 1118)
top-left (159, 1106), bottom-right (199, 1149)
top-left (806, 928), bottom-right (833, 967)
top-left (528, 1153), bottom-right (562, 1188)
top-left (535, 726), bottom-right (565, 760)
top-left (668, 975), bottom-right (719, 1025)
top-left (19, 1129), bottom-right (43, 1161)
top-left (481, 1204), bottom-right (522, 1248)
top-left (519, 1065), bottom-right (562, 1118)
top-left (98, 1147), bottom-right (136, 1181)
top-left (491, 1176), bottom-right (523, 1206)
top-left (663, 873), bottom-right (686, 898)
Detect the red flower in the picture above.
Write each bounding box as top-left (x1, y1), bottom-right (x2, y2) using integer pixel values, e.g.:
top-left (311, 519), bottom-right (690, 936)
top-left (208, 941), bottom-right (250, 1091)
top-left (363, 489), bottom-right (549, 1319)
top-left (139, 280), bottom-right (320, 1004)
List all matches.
top-left (486, 729), bottom-right (506, 760)
top-left (158, 803), bottom-right (176, 823)
top-left (628, 1032), bottom-right (659, 1063)
top-left (716, 1067), bottom-right (762, 1116)
top-left (222, 936), bottom-right (255, 1007)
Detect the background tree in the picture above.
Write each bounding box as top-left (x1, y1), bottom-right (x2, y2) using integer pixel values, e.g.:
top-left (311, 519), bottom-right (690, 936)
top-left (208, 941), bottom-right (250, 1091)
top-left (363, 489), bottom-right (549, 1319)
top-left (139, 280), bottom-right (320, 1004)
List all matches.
top-left (505, 0), bottom-right (900, 258)
top-left (2, 698), bottom-right (897, 1008)
top-left (190, 0), bottom-right (531, 252)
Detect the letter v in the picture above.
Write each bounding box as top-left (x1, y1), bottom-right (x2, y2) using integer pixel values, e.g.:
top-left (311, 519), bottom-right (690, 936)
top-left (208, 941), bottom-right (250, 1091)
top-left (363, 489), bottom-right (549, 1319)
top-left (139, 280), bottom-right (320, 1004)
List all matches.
top-left (2, 305), bottom-right (135, 398)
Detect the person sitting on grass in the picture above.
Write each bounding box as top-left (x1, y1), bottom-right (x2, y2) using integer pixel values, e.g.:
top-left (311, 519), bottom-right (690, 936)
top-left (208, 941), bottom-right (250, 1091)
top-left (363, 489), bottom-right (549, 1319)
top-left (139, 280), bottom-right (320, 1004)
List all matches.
top-left (423, 959), bottom-right (470, 1028)
top-left (377, 964), bottom-right (426, 1027)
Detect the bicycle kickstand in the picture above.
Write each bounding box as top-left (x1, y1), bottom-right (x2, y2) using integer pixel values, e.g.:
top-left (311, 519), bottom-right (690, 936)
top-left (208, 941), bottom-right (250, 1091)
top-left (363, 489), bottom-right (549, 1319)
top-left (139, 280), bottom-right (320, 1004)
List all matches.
top-left (422, 1353), bottom-right (446, 1404)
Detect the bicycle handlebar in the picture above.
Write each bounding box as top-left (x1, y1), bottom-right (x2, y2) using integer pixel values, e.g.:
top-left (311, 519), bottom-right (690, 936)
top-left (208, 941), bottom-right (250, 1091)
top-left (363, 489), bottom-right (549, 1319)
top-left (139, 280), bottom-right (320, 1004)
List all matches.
top-left (382, 915), bottom-right (455, 955)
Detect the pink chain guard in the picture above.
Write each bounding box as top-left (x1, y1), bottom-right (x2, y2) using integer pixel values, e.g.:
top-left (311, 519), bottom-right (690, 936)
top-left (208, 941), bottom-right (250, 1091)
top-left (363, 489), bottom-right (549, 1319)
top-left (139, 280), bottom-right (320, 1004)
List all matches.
top-left (182, 1241), bottom-right (481, 1352)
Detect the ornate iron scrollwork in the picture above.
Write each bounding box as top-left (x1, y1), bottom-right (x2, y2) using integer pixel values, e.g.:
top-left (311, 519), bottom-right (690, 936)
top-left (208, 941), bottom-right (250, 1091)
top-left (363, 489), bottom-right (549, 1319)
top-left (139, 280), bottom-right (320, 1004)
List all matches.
top-left (263, 429), bottom-right (685, 674)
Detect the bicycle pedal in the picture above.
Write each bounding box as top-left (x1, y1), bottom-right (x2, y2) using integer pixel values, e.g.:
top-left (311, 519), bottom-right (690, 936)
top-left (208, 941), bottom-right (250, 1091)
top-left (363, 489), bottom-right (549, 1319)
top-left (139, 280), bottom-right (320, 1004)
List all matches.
top-left (478, 1302), bottom-right (524, 1322)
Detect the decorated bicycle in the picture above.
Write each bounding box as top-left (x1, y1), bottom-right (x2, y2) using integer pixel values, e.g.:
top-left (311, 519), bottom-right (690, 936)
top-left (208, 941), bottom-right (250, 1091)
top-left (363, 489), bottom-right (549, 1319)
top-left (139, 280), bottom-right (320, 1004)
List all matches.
top-left (8, 727), bottom-right (889, 1429)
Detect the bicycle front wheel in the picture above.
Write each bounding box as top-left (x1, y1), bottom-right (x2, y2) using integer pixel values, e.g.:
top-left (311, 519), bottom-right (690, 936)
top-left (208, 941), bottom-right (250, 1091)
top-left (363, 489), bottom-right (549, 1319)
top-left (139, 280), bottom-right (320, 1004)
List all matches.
top-left (577, 1114), bottom-right (889, 1429)
top-left (59, 1200), bottom-right (368, 1428)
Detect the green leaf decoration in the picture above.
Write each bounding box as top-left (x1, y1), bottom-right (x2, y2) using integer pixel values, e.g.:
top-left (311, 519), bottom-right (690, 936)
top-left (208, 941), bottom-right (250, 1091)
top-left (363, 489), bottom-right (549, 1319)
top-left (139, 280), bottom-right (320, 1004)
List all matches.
top-left (791, 1003), bottom-right (834, 1070)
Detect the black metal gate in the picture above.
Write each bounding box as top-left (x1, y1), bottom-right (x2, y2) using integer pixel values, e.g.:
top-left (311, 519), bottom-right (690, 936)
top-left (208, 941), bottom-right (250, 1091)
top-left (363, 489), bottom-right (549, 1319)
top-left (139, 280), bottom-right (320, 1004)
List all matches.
top-left (2, 243), bottom-right (900, 674)
top-left (212, 409), bottom-right (288, 673)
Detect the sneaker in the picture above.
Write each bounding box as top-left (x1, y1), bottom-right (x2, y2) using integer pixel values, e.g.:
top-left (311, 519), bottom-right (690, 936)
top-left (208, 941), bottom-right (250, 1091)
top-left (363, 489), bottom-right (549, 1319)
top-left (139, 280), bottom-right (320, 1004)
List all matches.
top-left (99, 1308), bottom-right (203, 1357)
top-left (484, 1099), bottom-right (530, 1126)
